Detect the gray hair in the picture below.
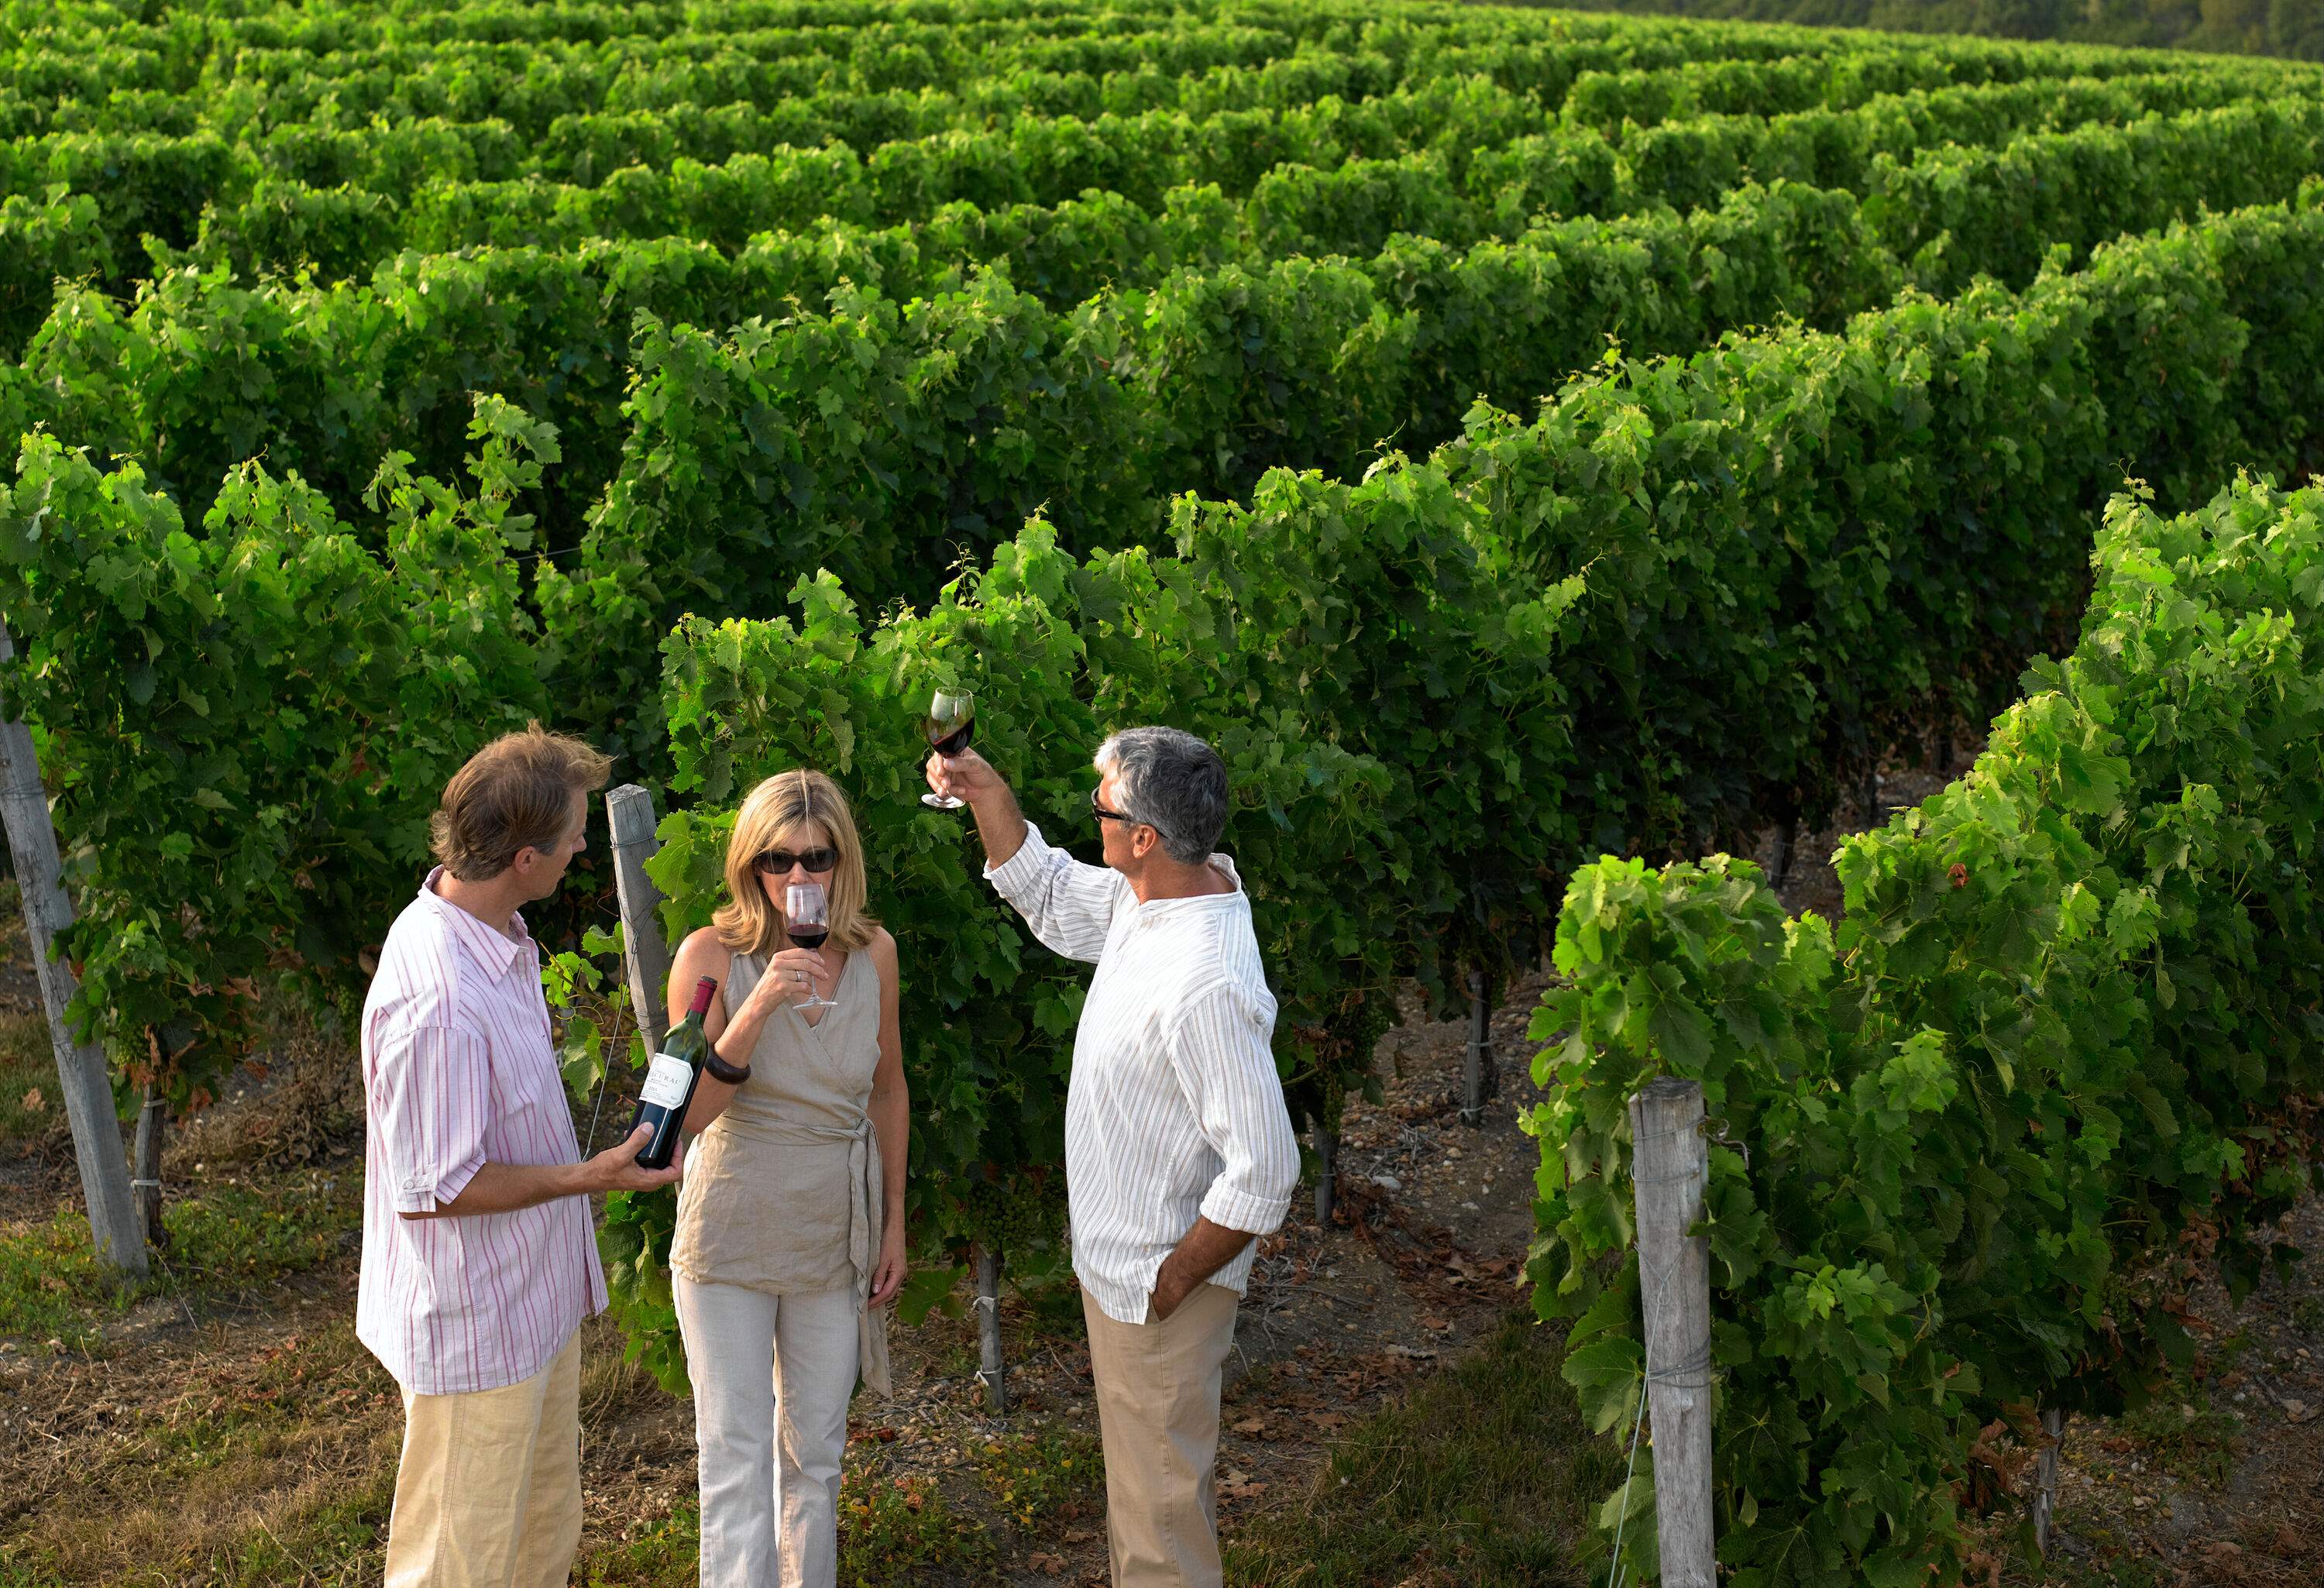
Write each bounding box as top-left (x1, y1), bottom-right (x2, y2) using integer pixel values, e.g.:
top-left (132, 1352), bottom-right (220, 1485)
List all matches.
top-left (1095, 727), bottom-right (1229, 864)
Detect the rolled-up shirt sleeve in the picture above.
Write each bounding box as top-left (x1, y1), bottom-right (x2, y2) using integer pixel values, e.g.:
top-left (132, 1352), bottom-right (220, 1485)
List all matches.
top-left (1171, 981), bottom-right (1300, 1236)
top-left (983, 820), bottom-right (1126, 965)
top-left (371, 1025), bottom-right (493, 1214)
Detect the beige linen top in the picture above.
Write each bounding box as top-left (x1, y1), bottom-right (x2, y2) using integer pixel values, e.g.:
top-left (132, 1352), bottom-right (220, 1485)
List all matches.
top-left (670, 947), bottom-right (892, 1396)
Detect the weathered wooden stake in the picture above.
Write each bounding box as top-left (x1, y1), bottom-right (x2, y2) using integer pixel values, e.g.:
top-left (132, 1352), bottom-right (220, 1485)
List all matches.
top-left (132, 1084), bottom-right (167, 1249)
top-left (1630, 1077), bottom-right (1714, 1588)
top-left (606, 784), bottom-right (675, 1054)
top-left (1770, 816), bottom-right (1797, 889)
top-left (2032, 1406), bottom-right (2066, 1556)
top-left (1312, 1122), bottom-right (1338, 1225)
top-left (1459, 968), bottom-right (1494, 1126)
top-left (975, 1246), bottom-right (1007, 1414)
top-left (0, 623), bottom-right (145, 1275)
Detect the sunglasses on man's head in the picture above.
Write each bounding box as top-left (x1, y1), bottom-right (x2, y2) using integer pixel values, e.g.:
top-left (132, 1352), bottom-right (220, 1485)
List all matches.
top-left (753, 847), bottom-right (839, 875)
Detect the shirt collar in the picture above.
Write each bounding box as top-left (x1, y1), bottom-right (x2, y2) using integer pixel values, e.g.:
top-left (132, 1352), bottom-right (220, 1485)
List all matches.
top-left (419, 865), bottom-right (531, 977)
top-left (1130, 854), bottom-right (1248, 919)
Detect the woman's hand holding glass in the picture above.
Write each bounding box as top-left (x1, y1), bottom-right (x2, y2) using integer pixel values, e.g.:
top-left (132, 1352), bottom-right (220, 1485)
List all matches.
top-left (752, 943), bottom-right (830, 1012)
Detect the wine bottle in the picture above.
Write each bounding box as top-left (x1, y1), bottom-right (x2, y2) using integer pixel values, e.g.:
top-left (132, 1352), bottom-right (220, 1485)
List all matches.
top-left (633, 976), bottom-right (717, 1170)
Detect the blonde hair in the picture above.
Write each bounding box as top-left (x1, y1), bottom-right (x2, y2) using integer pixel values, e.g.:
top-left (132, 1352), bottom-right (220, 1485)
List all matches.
top-left (430, 723), bottom-right (611, 882)
top-left (713, 768), bottom-right (878, 957)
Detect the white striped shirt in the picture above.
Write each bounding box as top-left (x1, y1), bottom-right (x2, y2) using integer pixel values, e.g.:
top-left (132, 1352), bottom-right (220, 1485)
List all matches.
top-left (986, 823), bottom-right (1300, 1325)
top-left (356, 867), bottom-right (607, 1395)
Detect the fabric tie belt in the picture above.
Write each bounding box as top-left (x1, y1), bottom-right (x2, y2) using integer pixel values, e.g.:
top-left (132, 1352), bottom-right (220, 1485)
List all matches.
top-left (715, 1111), bottom-right (892, 1396)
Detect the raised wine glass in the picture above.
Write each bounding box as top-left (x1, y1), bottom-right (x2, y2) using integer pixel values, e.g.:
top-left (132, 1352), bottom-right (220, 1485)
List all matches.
top-left (920, 688), bottom-right (976, 810)
top-left (784, 882), bottom-right (839, 1011)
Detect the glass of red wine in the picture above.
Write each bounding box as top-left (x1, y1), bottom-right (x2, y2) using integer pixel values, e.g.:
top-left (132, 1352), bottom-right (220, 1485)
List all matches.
top-left (784, 882), bottom-right (838, 1010)
top-left (921, 688), bottom-right (975, 809)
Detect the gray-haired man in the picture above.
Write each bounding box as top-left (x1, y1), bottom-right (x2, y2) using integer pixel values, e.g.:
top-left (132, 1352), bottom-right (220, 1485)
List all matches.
top-left (928, 727), bottom-right (1301, 1588)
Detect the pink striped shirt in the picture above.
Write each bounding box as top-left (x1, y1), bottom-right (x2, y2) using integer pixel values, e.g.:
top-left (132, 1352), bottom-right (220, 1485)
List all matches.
top-left (356, 867), bottom-right (607, 1395)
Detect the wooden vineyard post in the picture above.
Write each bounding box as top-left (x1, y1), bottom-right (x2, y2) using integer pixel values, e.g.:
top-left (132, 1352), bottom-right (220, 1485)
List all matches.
top-left (1630, 1077), bottom-right (1715, 1588)
top-left (975, 1246), bottom-right (1007, 1414)
top-left (132, 1084), bottom-right (166, 1249)
top-left (0, 622), bottom-right (146, 1275)
top-left (606, 785), bottom-right (675, 1055)
top-left (1770, 816), bottom-right (1798, 889)
top-left (1459, 968), bottom-right (1496, 1126)
top-left (2031, 1406), bottom-right (2066, 1556)
top-left (1312, 1117), bottom-right (1338, 1225)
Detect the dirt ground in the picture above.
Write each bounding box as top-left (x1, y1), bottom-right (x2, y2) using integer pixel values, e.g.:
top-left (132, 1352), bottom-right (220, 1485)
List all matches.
top-left (0, 965), bottom-right (1546, 1587)
top-left (3, 748), bottom-right (2322, 1585)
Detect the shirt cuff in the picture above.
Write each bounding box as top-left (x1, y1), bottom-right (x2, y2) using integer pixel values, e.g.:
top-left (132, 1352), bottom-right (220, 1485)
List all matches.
top-left (1200, 1181), bottom-right (1291, 1238)
top-left (981, 819), bottom-right (1054, 892)
top-left (390, 1146), bottom-right (489, 1215)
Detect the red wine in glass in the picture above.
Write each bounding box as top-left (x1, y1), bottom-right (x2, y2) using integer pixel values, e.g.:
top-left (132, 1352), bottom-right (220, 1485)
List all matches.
top-left (922, 689), bottom-right (975, 809)
top-left (927, 718), bottom-right (975, 758)
top-left (785, 882), bottom-right (839, 1009)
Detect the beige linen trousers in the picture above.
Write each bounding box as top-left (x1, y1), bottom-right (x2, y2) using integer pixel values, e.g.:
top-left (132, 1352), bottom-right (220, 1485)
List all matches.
top-left (1083, 1282), bottom-right (1241, 1588)
top-left (384, 1330), bottom-right (582, 1588)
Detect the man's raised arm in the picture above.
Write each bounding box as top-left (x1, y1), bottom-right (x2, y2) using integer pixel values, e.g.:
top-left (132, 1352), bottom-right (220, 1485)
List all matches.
top-left (930, 746), bottom-right (1122, 964)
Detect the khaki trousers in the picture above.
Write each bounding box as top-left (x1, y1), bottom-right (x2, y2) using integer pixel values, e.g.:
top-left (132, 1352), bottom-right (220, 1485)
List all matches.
top-left (384, 1330), bottom-right (583, 1588)
top-left (1082, 1283), bottom-right (1239, 1588)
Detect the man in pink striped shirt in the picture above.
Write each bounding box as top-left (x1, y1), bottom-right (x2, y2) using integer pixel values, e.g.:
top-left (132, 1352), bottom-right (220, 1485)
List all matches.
top-left (358, 726), bottom-right (683, 1588)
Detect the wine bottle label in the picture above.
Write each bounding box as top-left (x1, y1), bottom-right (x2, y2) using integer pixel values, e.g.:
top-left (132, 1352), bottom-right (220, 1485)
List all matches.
top-left (639, 1052), bottom-right (694, 1109)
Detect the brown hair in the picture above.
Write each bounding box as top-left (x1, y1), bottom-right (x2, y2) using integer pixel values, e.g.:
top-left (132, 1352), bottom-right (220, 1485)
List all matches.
top-left (429, 724), bottom-right (612, 882)
top-left (713, 768), bottom-right (878, 957)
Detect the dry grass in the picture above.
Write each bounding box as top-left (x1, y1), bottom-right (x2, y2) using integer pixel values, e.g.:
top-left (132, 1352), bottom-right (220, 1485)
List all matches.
top-left (0, 882), bottom-right (68, 1164)
top-left (1226, 1311), bottom-right (1613, 1587)
top-left (1, 1318), bottom-right (401, 1587)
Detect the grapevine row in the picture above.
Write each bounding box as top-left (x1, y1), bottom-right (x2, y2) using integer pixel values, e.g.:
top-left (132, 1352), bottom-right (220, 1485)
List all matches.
top-left (586, 191), bottom-right (2324, 1378)
top-left (7, 189), bottom-right (2320, 1257)
top-left (1530, 476), bottom-right (2324, 1582)
top-left (8, 54), bottom-right (2271, 314)
top-left (0, 6), bottom-right (1932, 140)
top-left (10, 23), bottom-right (2291, 148)
top-left (27, 83), bottom-right (2309, 626)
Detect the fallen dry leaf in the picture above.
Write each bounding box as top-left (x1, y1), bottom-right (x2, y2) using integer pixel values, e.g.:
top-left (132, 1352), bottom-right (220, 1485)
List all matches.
top-left (1027, 1550), bottom-right (1067, 1576)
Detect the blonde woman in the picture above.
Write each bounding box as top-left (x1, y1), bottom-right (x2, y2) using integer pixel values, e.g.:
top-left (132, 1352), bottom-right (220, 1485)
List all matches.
top-left (665, 768), bottom-right (907, 1588)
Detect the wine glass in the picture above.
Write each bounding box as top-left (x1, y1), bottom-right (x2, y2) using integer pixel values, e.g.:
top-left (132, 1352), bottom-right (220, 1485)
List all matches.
top-left (784, 882), bottom-right (839, 1011)
top-left (920, 689), bottom-right (976, 810)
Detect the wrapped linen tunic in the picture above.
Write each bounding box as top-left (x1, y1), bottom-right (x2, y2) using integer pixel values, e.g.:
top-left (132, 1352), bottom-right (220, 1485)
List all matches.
top-left (670, 947), bottom-right (893, 1395)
